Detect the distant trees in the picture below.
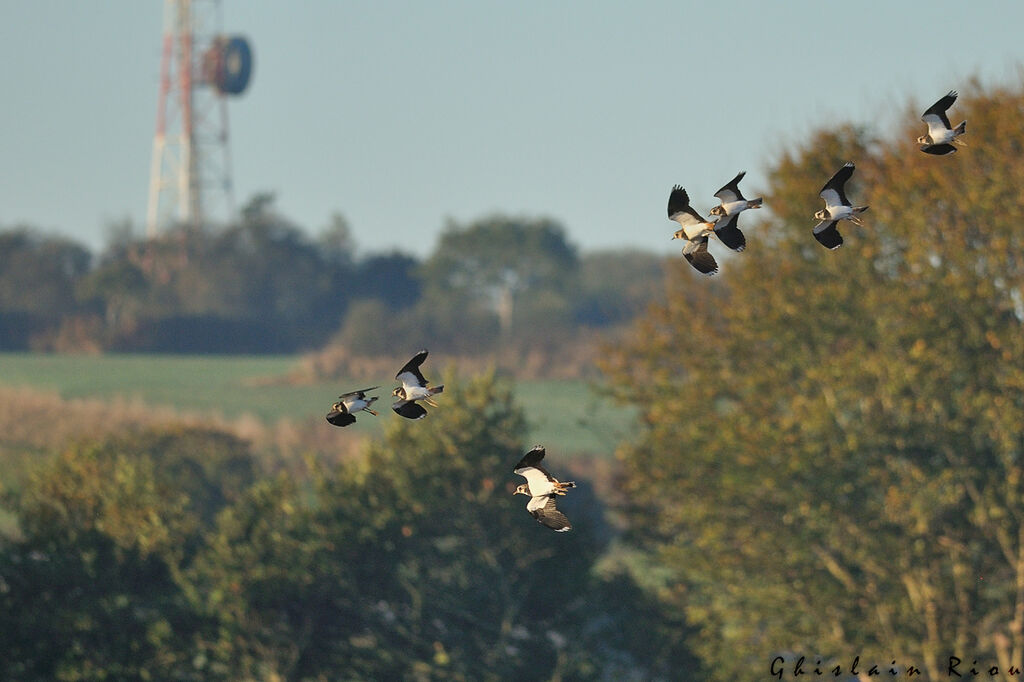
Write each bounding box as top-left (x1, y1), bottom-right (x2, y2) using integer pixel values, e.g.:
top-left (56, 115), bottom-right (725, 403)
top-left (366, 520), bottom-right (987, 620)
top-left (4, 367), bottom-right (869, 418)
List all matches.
top-left (0, 229), bottom-right (92, 349)
top-left (421, 216), bottom-right (580, 337)
top-left (603, 82), bottom-right (1024, 679)
top-left (0, 205), bottom-right (665, 359)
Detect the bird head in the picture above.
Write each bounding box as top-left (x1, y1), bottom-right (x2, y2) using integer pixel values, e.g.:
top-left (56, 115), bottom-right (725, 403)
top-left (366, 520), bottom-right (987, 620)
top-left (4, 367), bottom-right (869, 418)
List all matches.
top-left (917, 134), bottom-right (930, 145)
top-left (513, 484), bottom-right (530, 496)
top-left (709, 205), bottom-right (724, 217)
top-left (671, 229), bottom-right (685, 240)
top-left (392, 387), bottom-right (404, 399)
top-left (813, 209), bottom-right (828, 221)
top-left (330, 401), bottom-right (343, 412)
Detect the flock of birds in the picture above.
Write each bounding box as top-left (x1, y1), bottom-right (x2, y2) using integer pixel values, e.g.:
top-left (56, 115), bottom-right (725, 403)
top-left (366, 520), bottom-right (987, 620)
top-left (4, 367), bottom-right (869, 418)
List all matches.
top-left (324, 349), bottom-right (577, 531)
top-left (668, 90), bottom-right (967, 275)
top-left (324, 91), bottom-right (969, 532)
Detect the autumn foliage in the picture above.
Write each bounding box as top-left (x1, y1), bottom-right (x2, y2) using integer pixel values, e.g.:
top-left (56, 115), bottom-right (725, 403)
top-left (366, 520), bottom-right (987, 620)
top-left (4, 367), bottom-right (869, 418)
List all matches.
top-left (603, 80), bottom-right (1024, 679)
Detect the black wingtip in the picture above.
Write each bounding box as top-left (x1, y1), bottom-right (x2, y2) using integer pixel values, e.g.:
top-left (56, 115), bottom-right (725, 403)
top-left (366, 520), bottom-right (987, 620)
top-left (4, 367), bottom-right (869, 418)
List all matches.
top-left (513, 445), bottom-right (547, 472)
top-left (921, 143), bottom-right (957, 156)
top-left (392, 400), bottom-right (428, 420)
top-left (326, 410), bottom-right (356, 427)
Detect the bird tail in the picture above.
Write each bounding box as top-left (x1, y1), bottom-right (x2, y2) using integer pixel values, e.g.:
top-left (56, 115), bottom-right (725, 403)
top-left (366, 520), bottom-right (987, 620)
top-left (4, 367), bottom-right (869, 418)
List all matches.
top-left (852, 205), bottom-right (869, 215)
top-left (429, 385), bottom-right (445, 396)
top-left (746, 197), bottom-right (763, 209)
top-left (954, 121), bottom-right (967, 136)
top-left (560, 481), bottom-right (576, 489)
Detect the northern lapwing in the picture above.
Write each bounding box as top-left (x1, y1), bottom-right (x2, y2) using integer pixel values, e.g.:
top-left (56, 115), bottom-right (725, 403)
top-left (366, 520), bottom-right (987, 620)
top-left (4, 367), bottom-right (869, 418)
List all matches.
top-left (918, 90), bottom-right (966, 156)
top-left (668, 185), bottom-right (719, 275)
top-left (813, 162), bottom-right (869, 250)
top-left (391, 349), bottom-right (444, 420)
top-left (708, 171), bottom-right (763, 252)
top-left (513, 445), bottom-right (576, 532)
top-left (326, 387), bottom-right (380, 427)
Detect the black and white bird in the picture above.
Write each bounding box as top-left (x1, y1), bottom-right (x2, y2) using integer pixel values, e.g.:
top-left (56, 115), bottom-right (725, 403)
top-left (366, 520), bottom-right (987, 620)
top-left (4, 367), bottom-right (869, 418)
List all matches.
top-left (391, 349), bottom-right (444, 420)
top-left (813, 162), bottom-right (869, 250)
top-left (668, 185), bottom-right (719, 275)
top-left (918, 90), bottom-right (966, 156)
top-left (326, 387), bottom-right (380, 427)
top-left (708, 171), bottom-right (763, 252)
top-left (512, 445), bottom-right (576, 532)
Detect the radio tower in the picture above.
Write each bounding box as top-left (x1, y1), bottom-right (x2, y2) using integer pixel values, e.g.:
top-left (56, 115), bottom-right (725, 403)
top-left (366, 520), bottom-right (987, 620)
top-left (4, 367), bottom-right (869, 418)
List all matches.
top-left (146, 0), bottom-right (252, 237)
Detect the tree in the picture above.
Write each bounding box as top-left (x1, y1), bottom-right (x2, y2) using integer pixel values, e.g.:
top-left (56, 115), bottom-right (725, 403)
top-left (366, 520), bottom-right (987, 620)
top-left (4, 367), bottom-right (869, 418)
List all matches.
top-left (575, 249), bottom-right (668, 327)
top-left (318, 211), bottom-right (357, 268)
top-left (82, 194), bottom-right (355, 352)
top-left (0, 440), bottom-right (207, 679)
top-left (189, 372), bottom-right (690, 680)
top-left (0, 228), bottom-right (92, 316)
top-left (420, 216), bottom-right (579, 336)
top-left (351, 251), bottom-right (422, 310)
top-left (602, 82), bottom-right (1024, 680)
top-left (0, 227), bottom-right (92, 349)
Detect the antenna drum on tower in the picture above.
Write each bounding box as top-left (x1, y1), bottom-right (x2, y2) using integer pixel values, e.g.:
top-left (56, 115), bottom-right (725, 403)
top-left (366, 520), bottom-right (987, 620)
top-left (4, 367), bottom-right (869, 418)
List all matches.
top-left (203, 35), bottom-right (253, 96)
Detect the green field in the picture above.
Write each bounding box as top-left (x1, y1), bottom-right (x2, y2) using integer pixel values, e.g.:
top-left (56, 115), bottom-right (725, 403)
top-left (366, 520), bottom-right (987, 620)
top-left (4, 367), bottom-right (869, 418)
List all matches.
top-left (0, 353), bottom-right (634, 456)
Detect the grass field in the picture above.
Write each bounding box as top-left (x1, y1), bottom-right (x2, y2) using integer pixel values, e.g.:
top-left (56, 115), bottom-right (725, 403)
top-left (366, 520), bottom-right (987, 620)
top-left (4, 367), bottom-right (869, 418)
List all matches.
top-left (0, 353), bottom-right (635, 456)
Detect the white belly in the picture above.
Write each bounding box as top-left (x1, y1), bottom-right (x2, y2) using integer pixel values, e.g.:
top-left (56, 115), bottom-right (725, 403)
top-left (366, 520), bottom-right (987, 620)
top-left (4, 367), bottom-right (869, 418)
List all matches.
top-left (404, 385), bottom-right (433, 401)
top-left (344, 397), bottom-right (368, 412)
top-left (829, 205), bottom-right (853, 221)
top-left (684, 223), bottom-right (712, 240)
top-left (928, 123), bottom-right (954, 144)
top-left (720, 200), bottom-right (747, 216)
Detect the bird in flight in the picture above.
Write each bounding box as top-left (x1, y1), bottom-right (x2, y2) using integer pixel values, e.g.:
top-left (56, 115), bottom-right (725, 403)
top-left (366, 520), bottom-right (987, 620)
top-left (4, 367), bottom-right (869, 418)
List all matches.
top-left (918, 90), bottom-right (966, 155)
top-left (708, 170), bottom-right (763, 252)
top-left (668, 185), bottom-right (720, 275)
top-left (326, 387), bottom-right (380, 427)
top-left (392, 349), bottom-right (445, 419)
top-left (512, 445), bottom-right (576, 532)
top-left (812, 162), bottom-right (869, 250)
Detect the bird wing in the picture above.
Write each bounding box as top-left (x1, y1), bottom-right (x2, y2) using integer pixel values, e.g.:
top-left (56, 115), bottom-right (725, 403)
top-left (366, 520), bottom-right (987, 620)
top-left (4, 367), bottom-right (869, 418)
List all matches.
top-left (713, 214), bottom-right (746, 252)
top-left (921, 90), bottom-right (956, 131)
top-left (514, 445), bottom-right (558, 492)
top-left (667, 186), bottom-right (708, 227)
top-left (682, 237), bottom-right (719, 275)
top-left (392, 399), bottom-right (428, 420)
top-left (667, 185), bottom-right (690, 218)
top-left (325, 410), bottom-right (357, 427)
top-left (338, 386), bottom-right (380, 400)
top-left (921, 143), bottom-right (957, 156)
top-left (714, 170), bottom-right (746, 203)
top-left (820, 163), bottom-right (854, 208)
top-left (528, 496), bottom-right (572, 532)
top-left (513, 445), bottom-right (547, 472)
top-left (395, 350), bottom-right (429, 387)
top-left (812, 220), bottom-right (843, 250)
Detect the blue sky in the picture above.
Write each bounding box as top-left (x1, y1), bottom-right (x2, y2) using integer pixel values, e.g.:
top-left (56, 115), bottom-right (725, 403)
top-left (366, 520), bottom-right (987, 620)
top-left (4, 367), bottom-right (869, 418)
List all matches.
top-left (1, 1), bottom-right (1022, 258)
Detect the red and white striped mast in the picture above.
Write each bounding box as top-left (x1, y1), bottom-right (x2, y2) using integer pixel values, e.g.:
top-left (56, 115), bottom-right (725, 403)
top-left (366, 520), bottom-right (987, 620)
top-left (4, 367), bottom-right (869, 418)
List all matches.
top-left (146, 0), bottom-right (246, 238)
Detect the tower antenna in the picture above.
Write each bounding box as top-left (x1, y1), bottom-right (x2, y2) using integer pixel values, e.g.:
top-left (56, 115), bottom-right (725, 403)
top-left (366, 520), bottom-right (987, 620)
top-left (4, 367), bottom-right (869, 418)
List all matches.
top-left (146, 0), bottom-right (252, 237)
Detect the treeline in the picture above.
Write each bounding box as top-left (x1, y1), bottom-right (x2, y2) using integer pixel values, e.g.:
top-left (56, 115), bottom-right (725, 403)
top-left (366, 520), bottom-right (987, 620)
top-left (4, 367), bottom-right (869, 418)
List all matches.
top-left (0, 196), bottom-right (665, 359)
top-left (0, 374), bottom-right (697, 680)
